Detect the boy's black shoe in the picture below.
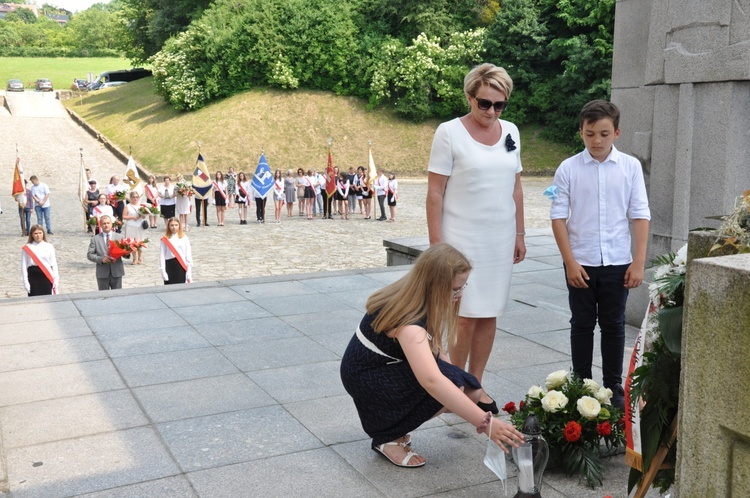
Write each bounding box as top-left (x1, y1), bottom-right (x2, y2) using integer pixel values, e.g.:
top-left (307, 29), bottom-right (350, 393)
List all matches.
top-left (610, 384), bottom-right (625, 411)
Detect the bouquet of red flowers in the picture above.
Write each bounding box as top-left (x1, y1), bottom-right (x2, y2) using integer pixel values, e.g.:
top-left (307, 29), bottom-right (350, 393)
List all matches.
top-left (148, 205), bottom-right (160, 215)
top-left (108, 237), bottom-right (150, 260)
top-left (176, 182), bottom-right (194, 197)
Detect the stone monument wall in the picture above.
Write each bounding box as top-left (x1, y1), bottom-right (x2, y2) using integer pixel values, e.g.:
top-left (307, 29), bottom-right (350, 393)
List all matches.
top-left (612, 0), bottom-right (750, 323)
top-left (677, 233), bottom-right (750, 496)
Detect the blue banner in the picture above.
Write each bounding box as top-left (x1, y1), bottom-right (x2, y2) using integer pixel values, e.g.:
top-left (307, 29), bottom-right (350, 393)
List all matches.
top-left (251, 153), bottom-right (273, 198)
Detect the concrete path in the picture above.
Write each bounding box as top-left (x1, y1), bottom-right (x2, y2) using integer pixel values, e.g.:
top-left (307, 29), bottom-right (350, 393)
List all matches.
top-left (0, 92), bottom-right (661, 497)
top-left (0, 230), bottom-right (660, 498)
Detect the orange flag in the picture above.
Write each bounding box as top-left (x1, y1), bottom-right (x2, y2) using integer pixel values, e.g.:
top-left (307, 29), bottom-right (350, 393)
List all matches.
top-left (325, 147), bottom-right (336, 199)
top-left (12, 157), bottom-right (24, 201)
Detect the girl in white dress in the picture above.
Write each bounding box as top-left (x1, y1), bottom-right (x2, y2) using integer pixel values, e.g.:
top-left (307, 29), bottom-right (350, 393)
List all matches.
top-left (144, 175), bottom-right (160, 228)
top-left (174, 174), bottom-right (192, 233)
top-left (160, 218), bottom-right (193, 284)
top-left (123, 191), bottom-right (147, 265)
top-left (426, 63), bottom-right (526, 414)
top-left (272, 170), bottom-right (285, 224)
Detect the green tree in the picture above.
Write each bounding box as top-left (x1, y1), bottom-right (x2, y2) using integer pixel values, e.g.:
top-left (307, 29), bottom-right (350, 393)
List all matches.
top-left (484, 0), bottom-right (614, 144)
top-left (356, 0), bottom-right (486, 41)
top-left (117, 0), bottom-right (212, 62)
top-left (5, 7), bottom-right (38, 23)
top-left (64, 3), bottom-right (122, 50)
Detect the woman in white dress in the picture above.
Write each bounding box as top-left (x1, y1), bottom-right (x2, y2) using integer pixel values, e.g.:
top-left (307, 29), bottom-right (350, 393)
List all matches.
top-left (160, 217), bottom-right (192, 284)
top-left (123, 190), bottom-right (147, 265)
top-left (21, 225), bottom-right (59, 296)
top-left (174, 174), bottom-right (192, 232)
top-left (426, 63), bottom-right (526, 414)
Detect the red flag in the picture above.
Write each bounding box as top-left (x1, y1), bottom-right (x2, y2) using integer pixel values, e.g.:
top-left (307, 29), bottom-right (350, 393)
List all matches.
top-left (12, 157), bottom-right (24, 199)
top-left (325, 148), bottom-right (336, 198)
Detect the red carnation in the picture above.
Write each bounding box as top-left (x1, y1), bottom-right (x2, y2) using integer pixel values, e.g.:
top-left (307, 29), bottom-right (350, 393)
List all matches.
top-left (597, 421), bottom-right (612, 437)
top-left (519, 400), bottom-right (526, 411)
top-left (502, 402), bottom-right (517, 415)
top-left (563, 421), bottom-right (582, 442)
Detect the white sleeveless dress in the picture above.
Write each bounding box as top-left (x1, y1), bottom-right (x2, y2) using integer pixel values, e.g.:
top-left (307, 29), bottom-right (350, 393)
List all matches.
top-left (428, 117), bottom-right (522, 318)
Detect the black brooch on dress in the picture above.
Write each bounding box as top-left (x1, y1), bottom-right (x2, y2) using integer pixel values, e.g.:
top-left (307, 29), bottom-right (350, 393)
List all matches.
top-left (505, 134), bottom-right (517, 152)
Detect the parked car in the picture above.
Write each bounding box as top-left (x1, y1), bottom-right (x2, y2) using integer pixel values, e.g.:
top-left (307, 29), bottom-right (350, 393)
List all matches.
top-left (35, 78), bottom-right (53, 92)
top-left (71, 78), bottom-right (89, 91)
top-left (6, 79), bottom-right (24, 92)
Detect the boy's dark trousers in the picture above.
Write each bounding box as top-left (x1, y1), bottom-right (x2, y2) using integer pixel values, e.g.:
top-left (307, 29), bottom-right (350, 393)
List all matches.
top-left (565, 263), bottom-right (629, 390)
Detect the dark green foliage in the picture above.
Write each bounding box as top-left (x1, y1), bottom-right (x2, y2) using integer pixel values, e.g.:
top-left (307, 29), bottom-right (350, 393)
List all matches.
top-left (5, 8), bottom-right (38, 24)
top-left (484, 0), bottom-right (615, 145)
top-left (628, 337), bottom-right (680, 493)
top-left (117, 0), bottom-right (212, 62)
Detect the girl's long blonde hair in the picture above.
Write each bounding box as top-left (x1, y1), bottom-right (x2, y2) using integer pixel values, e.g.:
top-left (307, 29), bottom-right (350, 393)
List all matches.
top-left (366, 243), bottom-right (471, 352)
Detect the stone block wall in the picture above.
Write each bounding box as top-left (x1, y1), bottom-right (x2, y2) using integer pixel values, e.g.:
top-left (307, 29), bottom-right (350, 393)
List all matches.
top-left (676, 232), bottom-right (750, 496)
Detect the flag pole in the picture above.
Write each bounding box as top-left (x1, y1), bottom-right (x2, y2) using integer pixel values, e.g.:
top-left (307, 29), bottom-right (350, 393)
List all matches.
top-left (80, 147), bottom-right (88, 231)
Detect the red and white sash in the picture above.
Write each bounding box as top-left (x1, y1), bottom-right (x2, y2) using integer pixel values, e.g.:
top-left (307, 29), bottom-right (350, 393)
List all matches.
top-left (161, 236), bottom-right (191, 283)
top-left (23, 244), bottom-right (57, 294)
top-left (145, 184), bottom-right (159, 204)
top-left (212, 181), bottom-right (227, 200)
top-left (238, 182), bottom-right (250, 200)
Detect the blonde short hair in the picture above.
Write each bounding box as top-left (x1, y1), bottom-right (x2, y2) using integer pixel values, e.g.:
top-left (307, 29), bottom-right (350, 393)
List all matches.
top-left (464, 63), bottom-right (513, 100)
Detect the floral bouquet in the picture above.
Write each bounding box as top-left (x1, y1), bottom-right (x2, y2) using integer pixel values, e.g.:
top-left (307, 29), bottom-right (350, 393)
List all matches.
top-left (87, 217), bottom-right (99, 227)
top-left (148, 205), bottom-right (160, 215)
top-left (112, 219), bottom-right (123, 230)
top-left (108, 237), bottom-right (150, 260)
top-left (506, 370), bottom-right (625, 488)
top-left (176, 182), bottom-right (194, 197)
top-left (138, 206), bottom-right (151, 216)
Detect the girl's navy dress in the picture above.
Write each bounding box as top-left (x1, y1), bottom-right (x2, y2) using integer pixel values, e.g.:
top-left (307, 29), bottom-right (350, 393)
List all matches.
top-left (340, 311), bottom-right (481, 447)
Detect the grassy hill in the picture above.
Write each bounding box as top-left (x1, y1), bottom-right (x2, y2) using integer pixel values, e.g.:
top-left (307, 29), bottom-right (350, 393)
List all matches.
top-left (63, 77), bottom-right (569, 177)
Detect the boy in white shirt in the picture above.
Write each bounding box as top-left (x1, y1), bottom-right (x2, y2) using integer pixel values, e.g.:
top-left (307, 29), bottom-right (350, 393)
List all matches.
top-left (550, 100), bottom-right (651, 410)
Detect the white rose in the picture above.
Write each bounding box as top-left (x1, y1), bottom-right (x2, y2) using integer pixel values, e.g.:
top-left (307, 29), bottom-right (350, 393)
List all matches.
top-left (577, 396), bottom-right (602, 419)
top-left (528, 385), bottom-right (545, 398)
top-left (673, 244), bottom-right (688, 267)
top-left (595, 387), bottom-right (613, 405)
top-left (545, 370), bottom-right (569, 389)
top-left (541, 390), bottom-right (568, 413)
top-left (583, 379), bottom-right (600, 395)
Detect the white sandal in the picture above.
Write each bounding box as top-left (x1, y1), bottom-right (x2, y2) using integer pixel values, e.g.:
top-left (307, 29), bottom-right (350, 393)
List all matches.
top-left (372, 435), bottom-right (425, 468)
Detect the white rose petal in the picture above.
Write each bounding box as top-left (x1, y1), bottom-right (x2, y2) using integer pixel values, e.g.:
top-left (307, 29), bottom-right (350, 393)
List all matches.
top-left (577, 396), bottom-right (602, 419)
top-left (674, 244), bottom-right (688, 267)
top-left (528, 385), bottom-right (545, 398)
top-left (545, 370), bottom-right (569, 389)
top-left (541, 390), bottom-right (568, 413)
top-left (583, 379), bottom-right (600, 395)
top-left (595, 387), bottom-right (613, 405)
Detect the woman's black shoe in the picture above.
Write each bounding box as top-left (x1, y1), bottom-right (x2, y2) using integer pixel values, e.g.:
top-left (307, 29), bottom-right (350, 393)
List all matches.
top-left (477, 399), bottom-right (499, 414)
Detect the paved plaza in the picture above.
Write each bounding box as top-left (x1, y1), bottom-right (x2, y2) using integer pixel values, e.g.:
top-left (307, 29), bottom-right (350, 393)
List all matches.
top-left (0, 92), bottom-right (660, 497)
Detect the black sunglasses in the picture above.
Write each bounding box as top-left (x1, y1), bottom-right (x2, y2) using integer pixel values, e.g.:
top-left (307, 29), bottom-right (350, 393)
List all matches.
top-left (475, 97), bottom-right (508, 113)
